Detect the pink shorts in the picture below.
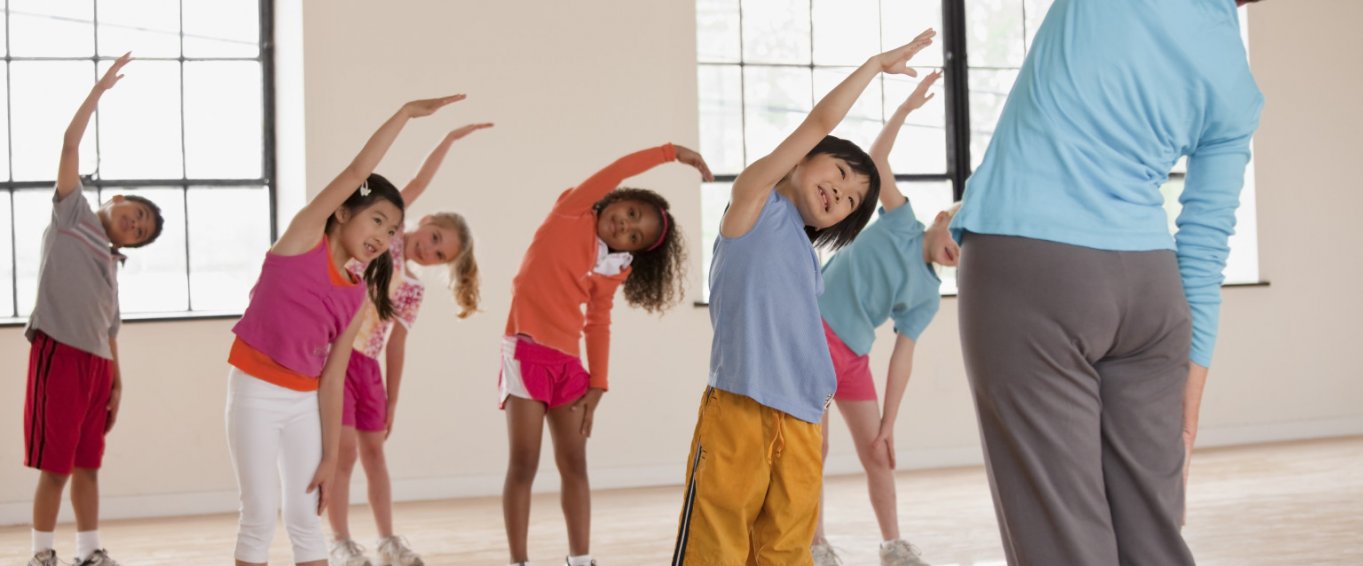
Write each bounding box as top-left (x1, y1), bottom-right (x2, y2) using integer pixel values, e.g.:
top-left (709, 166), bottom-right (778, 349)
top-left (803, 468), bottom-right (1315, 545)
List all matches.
top-left (498, 336), bottom-right (590, 410)
top-left (823, 320), bottom-right (877, 402)
top-left (25, 332), bottom-right (112, 474)
top-left (343, 352), bottom-right (388, 432)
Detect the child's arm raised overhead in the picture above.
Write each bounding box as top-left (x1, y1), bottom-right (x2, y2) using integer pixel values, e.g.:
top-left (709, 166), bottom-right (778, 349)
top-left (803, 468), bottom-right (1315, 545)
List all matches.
top-left (555, 144), bottom-right (713, 214)
top-left (274, 94), bottom-right (466, 256)
top-left (57, 53), bottom-right (131, 199)
top-left (870, 70), bottom-right (941, 212)
top-left (722, 29), bottom-right (935, 238)
top-left (400, 122), bottom-right (495, 207)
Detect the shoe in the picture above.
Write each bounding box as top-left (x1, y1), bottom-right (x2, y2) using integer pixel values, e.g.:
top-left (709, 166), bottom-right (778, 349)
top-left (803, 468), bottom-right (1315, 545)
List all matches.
top-left (28, 549), bottom-right (59, 566)
top-left (377, 536), bottom-right (423, 566)
top-left (75, 549), bottom-right (119, 566)
top-left (880, 539), bottom-right (929, 566)
top-left (811, 542), bottom-right (843, 566)
top-left (330, 539), bottom-right (373, 566)
top-left (563, 558), bottom-right (597, 566)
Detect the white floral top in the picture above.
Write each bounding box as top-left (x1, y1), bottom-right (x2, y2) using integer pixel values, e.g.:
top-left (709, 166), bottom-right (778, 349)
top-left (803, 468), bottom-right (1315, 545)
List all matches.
top-left (349, 227), bottom-right (424, 360)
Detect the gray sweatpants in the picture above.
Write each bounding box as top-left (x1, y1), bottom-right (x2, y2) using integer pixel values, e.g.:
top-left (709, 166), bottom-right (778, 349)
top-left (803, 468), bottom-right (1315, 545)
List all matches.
top-left (958, 234), bottom-right (1195, 566)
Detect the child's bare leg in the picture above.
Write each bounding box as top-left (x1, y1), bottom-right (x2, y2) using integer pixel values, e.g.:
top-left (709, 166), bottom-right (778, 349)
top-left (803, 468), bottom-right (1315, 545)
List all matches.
top-left (812, 412), bottom-right (832, 545)
top-left (546, 402), bottom-right (592, 557)
top-left (70, 467), bottom-right (99, 532)
top-left (504, 397), bottom-right (547, 563)
top-left (33, 471), bottom-right (69, 532)
top-left (326, 426), bottom-right (361, 540)
top-left (357, 430), bottom-right (393, 538)
top-left (838, 399), bottom-right (901, 541)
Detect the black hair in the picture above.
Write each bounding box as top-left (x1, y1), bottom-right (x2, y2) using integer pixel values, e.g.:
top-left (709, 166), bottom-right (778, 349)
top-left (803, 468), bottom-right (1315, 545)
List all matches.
top-left (593, 188), bottom-right (687, 314)
top-left (118, 195), bottom-right (165, 249)
top-left (325, 173), bottom-right (405, 320)
top-left (801, 135), bottom-right (881, 250)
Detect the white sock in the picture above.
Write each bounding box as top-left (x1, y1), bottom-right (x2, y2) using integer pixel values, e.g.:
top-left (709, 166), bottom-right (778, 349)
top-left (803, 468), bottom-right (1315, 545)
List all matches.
top-left (567, 555), bottom-right (593, 566)
top-left (509, 562), bottom-right (531, 566)
top-left (881, 539), bottom-right (900, 550)
top-left (76, 530), bottom-right (101, 561)
top-left (32, 530), bottom-right (55, 554)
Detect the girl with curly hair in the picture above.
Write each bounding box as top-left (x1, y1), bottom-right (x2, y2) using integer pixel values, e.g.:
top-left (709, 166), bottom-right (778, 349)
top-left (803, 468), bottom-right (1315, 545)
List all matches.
top-left (500, 143), bottom-right (712, 566)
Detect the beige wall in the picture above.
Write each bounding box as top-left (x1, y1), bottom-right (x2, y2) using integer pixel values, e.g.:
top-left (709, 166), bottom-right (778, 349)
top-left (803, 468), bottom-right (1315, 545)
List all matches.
top-left (2, 0), bottom-right (1359, 525)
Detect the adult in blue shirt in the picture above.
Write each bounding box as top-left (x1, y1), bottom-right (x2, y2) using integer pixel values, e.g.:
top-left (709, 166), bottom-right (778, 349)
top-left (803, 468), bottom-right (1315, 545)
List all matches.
top-left (950, 0), bottom-right (1265, 564)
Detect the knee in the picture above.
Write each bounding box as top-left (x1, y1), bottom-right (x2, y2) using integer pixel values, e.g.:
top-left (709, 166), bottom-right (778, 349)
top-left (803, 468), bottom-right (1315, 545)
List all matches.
top-left (860, 447), bottom-right (891, 472)
top-left (506, 450), bottom-right (540, 485)
top-left (38, 471), bottom-right (70, 489)
top-left (554, 449), bottom-right (588, 481)
top-left (338, 441), bottom-right (360, 469)
top-left (358, 439), bottom-right (386, 467)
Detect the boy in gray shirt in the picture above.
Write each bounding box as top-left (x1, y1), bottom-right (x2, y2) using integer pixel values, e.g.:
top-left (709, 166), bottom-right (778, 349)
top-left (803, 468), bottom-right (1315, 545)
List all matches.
top-left (23, 53), bottom-right (164, 566)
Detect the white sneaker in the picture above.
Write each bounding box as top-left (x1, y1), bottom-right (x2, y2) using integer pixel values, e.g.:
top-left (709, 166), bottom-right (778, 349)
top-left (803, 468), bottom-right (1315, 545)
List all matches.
top-left (75, 549), bottom-right (120, 566)
top-left (563, 558), bottom-right (598, 566)
top-left (811, 542), bottom-right (843, 566)
top-left (377, 536), bottom-right (423, 566)
top-left (27, 549), bottom-right (59, 566)
top-left (330, 539), bottom-right (373, 566)
top-left (880, 539), bottom-right (929, 566)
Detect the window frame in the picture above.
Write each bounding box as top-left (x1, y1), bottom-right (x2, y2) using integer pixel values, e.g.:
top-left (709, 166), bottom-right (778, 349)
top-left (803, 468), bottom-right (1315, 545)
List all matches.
top-left (0, 0), bottom-right (277, 325)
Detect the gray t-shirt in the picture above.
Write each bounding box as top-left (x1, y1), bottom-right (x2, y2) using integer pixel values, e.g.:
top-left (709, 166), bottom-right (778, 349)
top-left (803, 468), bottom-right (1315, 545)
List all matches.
top-left (25, 185), bottom-right (122, 359)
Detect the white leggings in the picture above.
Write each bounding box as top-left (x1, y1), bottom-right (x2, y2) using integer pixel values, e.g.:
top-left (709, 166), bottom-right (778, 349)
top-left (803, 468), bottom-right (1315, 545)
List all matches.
top-left (225, 367), bottom-right (326, 563)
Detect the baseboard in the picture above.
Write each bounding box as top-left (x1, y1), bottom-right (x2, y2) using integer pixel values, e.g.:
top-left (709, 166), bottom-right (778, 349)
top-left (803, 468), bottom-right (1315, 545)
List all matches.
top-left (3, 415), bottom-right (1360, 526)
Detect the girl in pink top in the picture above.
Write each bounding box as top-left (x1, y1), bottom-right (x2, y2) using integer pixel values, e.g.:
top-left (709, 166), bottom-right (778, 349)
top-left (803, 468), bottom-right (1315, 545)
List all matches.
top-left (225, 94), bottom-right (471, 566)
top-left (327, 124), bottom-right (491, 566)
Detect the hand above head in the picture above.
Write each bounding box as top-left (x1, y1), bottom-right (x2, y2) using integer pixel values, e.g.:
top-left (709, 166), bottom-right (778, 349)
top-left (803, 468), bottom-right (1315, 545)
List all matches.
top-left (97, 52), bottom-right (132, 92)
top-left (674, 144), bottom-right (716, 182)
top-left (402, 94), bottom-right (467, 118)
top-left (877, 29), bottom-right (937, 77)
top-left (900, 69), bottom-right (943, 113)
top-left (446, 122), bottom-right (495, 142)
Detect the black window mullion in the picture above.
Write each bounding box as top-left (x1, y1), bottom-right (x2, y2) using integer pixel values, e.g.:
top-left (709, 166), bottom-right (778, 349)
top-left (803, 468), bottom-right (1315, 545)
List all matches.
top-left (5, 0), bottom-right (14, 318)
top-left (942, 0), bottom-right (972, 201)
top-left (260, 0), bottom-right (277, 241)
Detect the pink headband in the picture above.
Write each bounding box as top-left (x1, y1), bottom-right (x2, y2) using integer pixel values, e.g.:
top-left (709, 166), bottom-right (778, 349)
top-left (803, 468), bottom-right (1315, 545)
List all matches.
top-left (646, 206), bottom-right (670, 252)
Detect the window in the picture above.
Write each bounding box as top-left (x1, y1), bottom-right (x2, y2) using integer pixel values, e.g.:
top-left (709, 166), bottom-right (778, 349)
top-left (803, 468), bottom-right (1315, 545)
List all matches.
top-left (696, 0), bottom-right (1261, 297)
top-left (1, 0), bottom-right (275, 321)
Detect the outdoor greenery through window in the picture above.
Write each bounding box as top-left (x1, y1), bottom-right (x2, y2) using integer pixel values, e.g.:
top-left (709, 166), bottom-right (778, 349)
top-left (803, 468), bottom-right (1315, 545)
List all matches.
top-left (696, 0), bottom-right (1260, 298)
top-left (0, 0), bottom-right (274, 321)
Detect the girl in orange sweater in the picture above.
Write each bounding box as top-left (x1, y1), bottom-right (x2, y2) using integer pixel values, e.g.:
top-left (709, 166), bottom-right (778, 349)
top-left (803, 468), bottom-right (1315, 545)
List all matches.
top-left (500, 143), bottom-right (711, 566)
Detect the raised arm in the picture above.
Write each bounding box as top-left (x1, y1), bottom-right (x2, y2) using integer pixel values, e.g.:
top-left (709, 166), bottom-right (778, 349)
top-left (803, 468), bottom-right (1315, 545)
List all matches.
top-left (400, 122), bottom-right (495, 207)
top-left (274, 94), bottom-right (466, 255)
top-left (58, 53), bottom-right (131, 199)
top-left (869, 70), bottom-right (941, 212)
top-left (555, 144), bottom-right (712, 214)
top-left (722, 29), bottom-right (935, 238)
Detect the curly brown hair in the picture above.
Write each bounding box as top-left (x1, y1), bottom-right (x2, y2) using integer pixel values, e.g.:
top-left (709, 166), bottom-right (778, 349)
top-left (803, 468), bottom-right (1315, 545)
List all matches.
top-left (593, 188), bottom-right (687, 314)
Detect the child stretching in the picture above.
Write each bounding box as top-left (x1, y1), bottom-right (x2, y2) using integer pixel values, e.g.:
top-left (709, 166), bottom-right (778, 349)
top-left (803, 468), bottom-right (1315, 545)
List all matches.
top-left (327, 123), bottom-right (492, 566)
top-left (225, 94), bottom-right (466, 566)
top-left (810, 71), bottom-right (960, 566)
top-left (24, 52), bottom-right (165, 566)
top-left (501, 143), bottom-right (713, 566)
top-left (672, 29), bottom-right (937, 566)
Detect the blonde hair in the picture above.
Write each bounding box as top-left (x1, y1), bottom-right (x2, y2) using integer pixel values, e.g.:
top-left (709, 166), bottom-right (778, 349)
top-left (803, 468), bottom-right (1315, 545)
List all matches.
top-left (421, 212), bottom-right (480, 319)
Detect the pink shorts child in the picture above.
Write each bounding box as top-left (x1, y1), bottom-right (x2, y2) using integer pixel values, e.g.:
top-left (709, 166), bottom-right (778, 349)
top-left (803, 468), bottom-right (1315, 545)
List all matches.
top-left (823, 320), bottom-right (878, 402)
top-left (24, 331), bottom-right (113, 475)
top-left (498, 335), bottom-right (590, 410)
top-left (343, 351), bottom-right (388, 432)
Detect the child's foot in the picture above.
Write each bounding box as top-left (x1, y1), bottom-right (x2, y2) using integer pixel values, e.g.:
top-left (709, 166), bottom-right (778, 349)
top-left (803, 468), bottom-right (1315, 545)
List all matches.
top-left (563, 557), bottom-right (597, 566)
top-left (27, 549), bottom-right (59, 566)
top-left (75, 549), bottom-right (120, 566)
top-left (880, 539), bottom-right (929, 566)
top-left (811, 542), bottom-right (843, 566)
top-left (377, 536), bottom-right (423, 566)
top-left (330, 539), bottom-right (374, 566)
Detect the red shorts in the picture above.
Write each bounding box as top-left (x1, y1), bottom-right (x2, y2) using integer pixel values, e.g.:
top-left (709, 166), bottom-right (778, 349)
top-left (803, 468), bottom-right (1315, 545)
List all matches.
top-left (24, 331), bottom-right (113, 475)
top-left (343, 352), bottom-right (388, 432)
top-left (823, 320), bottom-right (877, 402)
top-left (498, 336), bottom-right (590, 410)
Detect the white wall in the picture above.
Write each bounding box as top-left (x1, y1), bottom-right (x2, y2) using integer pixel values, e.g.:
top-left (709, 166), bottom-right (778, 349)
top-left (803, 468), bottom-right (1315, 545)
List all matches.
top-left (2, 0), bottom-right (1359, 525)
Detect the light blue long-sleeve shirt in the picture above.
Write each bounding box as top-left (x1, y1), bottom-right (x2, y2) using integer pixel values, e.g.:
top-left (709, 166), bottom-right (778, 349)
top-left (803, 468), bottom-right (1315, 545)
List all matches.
top-left (950, 0), bottom-right (1263, 367)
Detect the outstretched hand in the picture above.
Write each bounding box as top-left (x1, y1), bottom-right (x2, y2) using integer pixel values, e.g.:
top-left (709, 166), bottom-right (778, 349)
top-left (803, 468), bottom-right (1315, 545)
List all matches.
top-left (402, 94), bottom-right (467, 118)
top-left (446, 122), bottom-right (495, 142)
top-left (97, 52), bottom-right (132, 91)
top-left (674, 145), bottom-right (715, 182)
top-left (877, 29), bottom-right (937, 77)
top-left (901, 69), bottom-right (943, 112)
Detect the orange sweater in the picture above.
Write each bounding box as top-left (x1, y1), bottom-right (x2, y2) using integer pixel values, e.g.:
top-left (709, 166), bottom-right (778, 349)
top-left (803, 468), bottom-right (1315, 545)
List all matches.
top-left (505, 143), bottom-right (677, 390)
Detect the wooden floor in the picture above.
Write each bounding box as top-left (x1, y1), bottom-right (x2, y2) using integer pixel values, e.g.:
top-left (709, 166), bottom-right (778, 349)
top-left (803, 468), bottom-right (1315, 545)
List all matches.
top-left (3, 437), bottom-right (1360, 565)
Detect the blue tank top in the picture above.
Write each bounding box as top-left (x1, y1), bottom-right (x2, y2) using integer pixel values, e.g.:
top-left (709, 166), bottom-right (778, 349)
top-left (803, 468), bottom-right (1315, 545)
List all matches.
top-left (707, 191), bottom-right (836, 423)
